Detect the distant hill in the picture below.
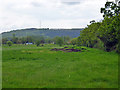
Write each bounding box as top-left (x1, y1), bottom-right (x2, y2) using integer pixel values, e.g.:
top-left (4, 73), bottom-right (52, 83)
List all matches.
top-left (2, 28), bottom-right (83, 38)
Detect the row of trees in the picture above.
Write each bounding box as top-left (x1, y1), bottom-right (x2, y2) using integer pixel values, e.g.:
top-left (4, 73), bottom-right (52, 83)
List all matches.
top-left (72, 1), bottom-right (120, 52)
top-left (2, 34), bottom-right (71, 46)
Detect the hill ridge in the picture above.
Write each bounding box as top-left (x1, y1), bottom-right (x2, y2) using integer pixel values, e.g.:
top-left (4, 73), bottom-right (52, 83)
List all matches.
top-left (2, 28), bottom-right (83, 38)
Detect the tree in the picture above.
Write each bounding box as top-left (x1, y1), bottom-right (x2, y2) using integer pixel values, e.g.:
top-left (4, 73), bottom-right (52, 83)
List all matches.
top-left (36, 41), bottom-right (40, 46)
top-left (98, 1), bottom-right (120, 51)
top-left (7, 41), bottom-right (13, 46)
top-left (17, 38), bottom-right (22, 44)
top-left (21, 37), bottom-right (26, 44)
top-left (62, 36), bottom-right (71, 44)
top-left (53, 36), bottom-right (59, 44)
top-left (45, 38), bottom-right (53, 44)
top-left (77, 37), bottom-right (81, 46)
top-left (26, 36), bottom-right (33, 43)
top-left (40, 40), bottom-right (45, 44)
top-left (71, 38), bottom-right (77, 46)
top-left (79, 22), bottom-right (101, 47)
top-left (35, 39), bottom-right (45, 47)
top-left (56, 37), bottom-right (64, 46)
top-left (90, 20), bottom-right (95, 24)
top-left (11, 33), bottom-right (18, 44)
top-left (101, 1), bottom-right (120, 18)
top-left (2, 38), bottom-right (8, 44)
top-left (97, 15), bottom-right (120, 51)
top-left (77, 1), bottom-right (120, 52)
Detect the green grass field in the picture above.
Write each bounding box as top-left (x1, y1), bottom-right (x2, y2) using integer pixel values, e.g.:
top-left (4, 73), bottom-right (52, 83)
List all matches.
top-left (2, 44), bottom-right (118, 88)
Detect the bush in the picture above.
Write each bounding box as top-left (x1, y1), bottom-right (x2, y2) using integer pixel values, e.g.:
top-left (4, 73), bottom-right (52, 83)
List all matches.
top-left (56, 37), bottom-right (64, 46)
top-left (71, 38), bottom-right (77, 46)
top-left (7, 41), bottom-right (13, 46)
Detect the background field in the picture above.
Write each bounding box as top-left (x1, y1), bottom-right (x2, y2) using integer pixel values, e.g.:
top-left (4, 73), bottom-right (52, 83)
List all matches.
top-left (2, 45), bottom-right (118, 88)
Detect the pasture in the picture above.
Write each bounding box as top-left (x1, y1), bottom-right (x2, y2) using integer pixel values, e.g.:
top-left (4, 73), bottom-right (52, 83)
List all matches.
top-left (2, 44), bottom-right (118, 88)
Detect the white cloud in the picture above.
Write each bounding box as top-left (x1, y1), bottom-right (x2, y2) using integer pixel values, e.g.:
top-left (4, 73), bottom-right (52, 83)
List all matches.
top-left (0, 0), bottom-right (106, 33)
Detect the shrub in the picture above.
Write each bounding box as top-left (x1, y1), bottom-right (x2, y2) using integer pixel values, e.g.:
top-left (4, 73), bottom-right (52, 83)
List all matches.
top-left (7, 41), bottom-right (13, 46)
top-left (56, 37), bottom-right (64, 46)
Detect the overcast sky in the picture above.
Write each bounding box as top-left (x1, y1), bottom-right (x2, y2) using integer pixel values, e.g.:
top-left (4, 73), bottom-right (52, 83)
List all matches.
top-left (0, 0), bottom-right (110, 33)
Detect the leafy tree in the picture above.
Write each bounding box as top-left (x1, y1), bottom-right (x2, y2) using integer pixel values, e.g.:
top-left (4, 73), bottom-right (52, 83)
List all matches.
top-left (56, 37), bottom-right (64, 46)
top-left (2, 38), bottom-right (8, 44)
top-left (97, 15), bottom-right (120, 51)
top-left (77, 1), bottom-right (120, 52)
top-left (12, 34), bottom-right (18, 44)
top-left (26, 36), bottom-right (33, 43)
top-left (98, 1), bottom-right (120, 51)
top-left (35, 38), bottom-right (45, 46)
top-left (21, 37), bottom-right (26, 44)
top-left (36, 41), bottom-right (40, 46)
top-left (45, 38), bottom-right (53, 44)
top-left (53, 36), bottom-right (60, 44)
top-left (7, 41), bottom-right (13, 46)
top-left (101, 1), bottom-right (120, 18)
top-left (17, 38), bottom-right (22, 44)
top-left (71, 38), bottom-right (77, 46)
top-left (40, 40), bottom-right (45, 44)
top-left (62, 36), bottom-right (71, 44)
top-left (80, 22), bottom-right (101, 48)
top-left (76, 37), bottom-right (82, 46)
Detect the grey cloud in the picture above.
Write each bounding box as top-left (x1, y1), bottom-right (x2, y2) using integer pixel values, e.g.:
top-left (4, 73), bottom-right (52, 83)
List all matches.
top-left (60, 0), bottom-right (86, 5)
top-left (62, 2), bottom-right (80, 5)
top-left (31, 2), bottom-right (42, 7)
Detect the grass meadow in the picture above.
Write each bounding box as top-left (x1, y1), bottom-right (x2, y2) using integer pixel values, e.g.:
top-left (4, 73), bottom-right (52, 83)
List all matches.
top-left (2, 44), bottom-right (118, 88)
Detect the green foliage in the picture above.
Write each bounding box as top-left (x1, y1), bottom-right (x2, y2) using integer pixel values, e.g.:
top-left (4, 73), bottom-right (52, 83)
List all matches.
top-left (53, 36), bottom-right (60, 44)
top-left (101, 1), bottom-right (120, 18)
top-left (2, 28), bottom-right (83, 39)
top-left (36, 41), bottom-right (41, 46)
top-left (2, 35), bottom-right (70, 46)
top-left (99, 1), bottom-right (120, 51)
top-left (62, 36), bottom-right (71, 44)
top-left (71, 38), bottom-right (77, 46)
top-left (77, 1), bottom-right (120, 52)
top-left (11, 34), bottom-right (18, 44)
top-left (7, 41), bottom-right (13, 46)
top-left (93, 39), bottom-right (104, 50)
top-left (56, 37), bottom-right (64, 46)
top-left (97, 15), bottom-right (120, 51)
top-left (26, 36), bottom-right (33, 43)
top-left (45, 38), bottom-right (53, 44)
top-left (2, 38), bottom-right (8, 44)
top-left (80, 22), bottom-right (101, 48)
top-left (35, 36), bottom-right (45, 46)
top-left (76, 36), bottom-right (82, 46)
